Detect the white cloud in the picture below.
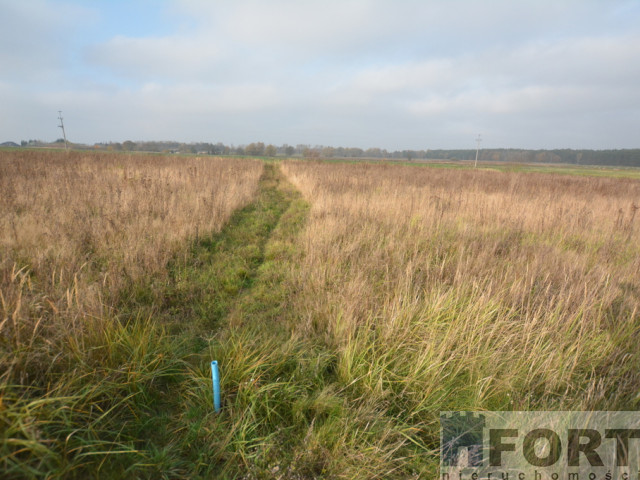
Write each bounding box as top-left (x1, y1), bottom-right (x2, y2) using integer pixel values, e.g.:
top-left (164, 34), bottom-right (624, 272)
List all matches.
top-left (349, 60), bottom-right (457, 96)
top-left (329, 31), bottom-right (640, 122)
top-left (170, 0), bottom-right (383, 52)
top-left (0, 0), bottom-right (93, 78)
top-left (2, 0), bottom-right (640, 148)
top-left (88, 33), bottom-right (224, 80)
top-left (137, 82), bottom-right (282, 113)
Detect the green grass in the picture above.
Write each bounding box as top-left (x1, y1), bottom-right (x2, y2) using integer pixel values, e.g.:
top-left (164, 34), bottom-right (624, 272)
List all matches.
top-left (311, 156), bottom-right (640, 179)
top-left (398, 161), bottom-right (640, 178)
top-left (158, 164), bottom-right (294, 329)
top-left (482, 163), bottom-right (640, 178)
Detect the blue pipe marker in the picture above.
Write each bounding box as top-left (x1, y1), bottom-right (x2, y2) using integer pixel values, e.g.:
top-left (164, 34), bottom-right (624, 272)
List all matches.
top-left (211, 361), bottom-right (221, 412)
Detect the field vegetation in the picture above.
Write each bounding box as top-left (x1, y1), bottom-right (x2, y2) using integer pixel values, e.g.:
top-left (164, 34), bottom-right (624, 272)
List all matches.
top-left (1, 150), bottom-right (639, 478)
top-left (281, 160), bottom-right (640, 408)
top-left (0, 150), bottom-right (263, 477)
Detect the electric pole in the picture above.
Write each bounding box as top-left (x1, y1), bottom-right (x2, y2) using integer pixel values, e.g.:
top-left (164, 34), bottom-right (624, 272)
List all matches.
top-left (474, 134), bottom-right (482, 168)
top-left (58, 111), bottom-right (68, 150)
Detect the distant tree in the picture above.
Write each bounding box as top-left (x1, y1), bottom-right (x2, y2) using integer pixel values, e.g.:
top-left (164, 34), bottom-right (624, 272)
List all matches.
top-left (213, 142), bottom-right (229, 155)
top-left (285, 145), bottom-right (295, 156)
top-left (123, 140), bottom-right (136, 151)
top-left (245, 142), bottom-right (265, 156)
top-left (345, 147), bottom-right (364, 157)
top-left (264, 144), bottom-right (277, 157)
top-left (303, 148), bottom-right (320, 159)
top-left (365, 147), bottom-right (382, 158)
top-left (321, 146), bottom-right (335, 158)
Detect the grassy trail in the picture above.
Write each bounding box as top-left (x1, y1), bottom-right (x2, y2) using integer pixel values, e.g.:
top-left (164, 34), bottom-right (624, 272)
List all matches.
top-left (158, 162), bottom-right (301, 333)
top-left (124, 162), bottom-right (314, 478)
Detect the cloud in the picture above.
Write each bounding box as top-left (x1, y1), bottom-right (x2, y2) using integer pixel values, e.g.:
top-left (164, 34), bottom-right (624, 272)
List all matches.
top-left (170, 0), bottom-right (385, 53)
top-left (137, 82), bottom-right (282, 114)
top-left (332, 31), bottom-right (640, 119)
top-left (1, 0), bottom-right (639, 149)
top-left (0, 0), bottom-right (93, 79)
top-left (88, 34), bottom-right (224, 80)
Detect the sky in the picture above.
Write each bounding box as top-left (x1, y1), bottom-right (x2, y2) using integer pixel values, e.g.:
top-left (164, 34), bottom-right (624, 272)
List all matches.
top-left (1, 0), bottom-right (639, 150)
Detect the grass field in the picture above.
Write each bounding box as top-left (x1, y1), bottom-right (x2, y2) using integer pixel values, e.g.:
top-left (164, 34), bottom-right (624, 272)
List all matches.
top-left (384, 159), bottom-right (640, 179)
top-left (1, 150), bottom-right (639, 478)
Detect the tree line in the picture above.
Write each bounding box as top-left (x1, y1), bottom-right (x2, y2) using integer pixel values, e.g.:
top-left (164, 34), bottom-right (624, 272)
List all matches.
top-left (101, 141), bottom-right (640, 166)
top-left (14, 138), bottom-right (640, 167)
top-left (429, 148), bottom-right (640, 167)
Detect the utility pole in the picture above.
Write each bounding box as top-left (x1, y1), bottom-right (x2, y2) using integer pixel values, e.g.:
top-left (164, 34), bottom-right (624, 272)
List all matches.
top-left (58, 111), bottom-right (68, 150)
top-left (474, 134), bottom-right (482, 168)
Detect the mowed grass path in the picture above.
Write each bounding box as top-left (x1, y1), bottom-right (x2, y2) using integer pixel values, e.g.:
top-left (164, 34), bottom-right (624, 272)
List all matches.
top-left (115, 163), bottom-right (314, 478)
top-left (158, 162), bottom-right (299, 332)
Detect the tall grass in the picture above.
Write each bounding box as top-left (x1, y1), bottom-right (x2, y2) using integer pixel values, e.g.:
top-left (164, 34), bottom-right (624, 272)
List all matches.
top-left (281, 160), bottom-right (640, 413)
top-left (0, 150), bottom-right (262, 476)
top-left (3, 151), bottom-right (639, 477)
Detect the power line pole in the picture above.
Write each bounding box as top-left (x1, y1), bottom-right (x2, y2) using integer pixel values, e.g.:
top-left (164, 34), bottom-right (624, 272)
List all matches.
top-left (58, 111), bottom-right (68, 150)
top-left (474, 134), bottom-right (482, 168)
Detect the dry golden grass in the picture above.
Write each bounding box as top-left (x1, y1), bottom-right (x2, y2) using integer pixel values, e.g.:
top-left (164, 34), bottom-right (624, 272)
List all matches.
top-left (0, 149), bottom-right (262, 385)
top-left (3, 151), bottom-right (639, 477)
top-left (281, 160), bottom-right (640, 411)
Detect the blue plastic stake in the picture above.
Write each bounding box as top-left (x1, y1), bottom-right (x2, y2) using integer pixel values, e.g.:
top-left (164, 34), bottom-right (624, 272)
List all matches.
top-left (211, 361), bottom-right (221, 413)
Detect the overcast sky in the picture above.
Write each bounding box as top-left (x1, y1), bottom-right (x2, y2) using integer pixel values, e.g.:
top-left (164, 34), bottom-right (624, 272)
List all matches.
top-left (1, 0), bottom-right (639, 150)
